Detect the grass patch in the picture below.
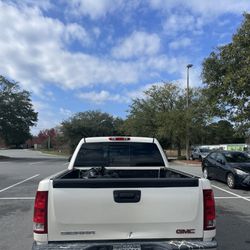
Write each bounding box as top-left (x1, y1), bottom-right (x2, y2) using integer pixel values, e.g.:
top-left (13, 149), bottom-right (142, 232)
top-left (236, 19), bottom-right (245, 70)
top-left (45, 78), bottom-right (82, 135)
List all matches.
top-left (40, 149), bottom-right (70, 157)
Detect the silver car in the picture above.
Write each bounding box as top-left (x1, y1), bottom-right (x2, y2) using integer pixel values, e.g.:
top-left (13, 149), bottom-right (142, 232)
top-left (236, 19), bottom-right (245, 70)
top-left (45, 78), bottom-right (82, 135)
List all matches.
top-left (190, 147), bottom-right (211, 160)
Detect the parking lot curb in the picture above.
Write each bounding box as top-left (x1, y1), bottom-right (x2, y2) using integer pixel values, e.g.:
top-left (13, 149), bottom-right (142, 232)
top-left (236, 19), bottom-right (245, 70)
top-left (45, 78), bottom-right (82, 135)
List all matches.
top-left (173, 160), bottom-right (201, 167)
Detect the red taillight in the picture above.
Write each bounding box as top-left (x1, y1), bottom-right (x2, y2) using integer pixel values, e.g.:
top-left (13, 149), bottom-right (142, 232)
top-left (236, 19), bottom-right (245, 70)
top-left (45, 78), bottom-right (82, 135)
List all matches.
top-left (203, 189), bottom-right (216, 230)
top-left (109, 137), bottom-right (130, 141)
top-left (33, 191), bottom-right (48, 234)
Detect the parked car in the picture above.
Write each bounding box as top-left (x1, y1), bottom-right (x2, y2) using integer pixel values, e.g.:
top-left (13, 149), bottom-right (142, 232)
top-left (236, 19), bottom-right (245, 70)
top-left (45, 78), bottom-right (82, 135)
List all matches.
top-left (190, 147), bottom-right (211, 160)
top-left (202, 150), bottom-right (250, 189)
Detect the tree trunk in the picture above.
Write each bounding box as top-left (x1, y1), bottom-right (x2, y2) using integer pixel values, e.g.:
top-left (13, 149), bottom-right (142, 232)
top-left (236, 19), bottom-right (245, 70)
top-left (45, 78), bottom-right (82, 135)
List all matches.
top-left (177, 140), bottom-right (181, 157)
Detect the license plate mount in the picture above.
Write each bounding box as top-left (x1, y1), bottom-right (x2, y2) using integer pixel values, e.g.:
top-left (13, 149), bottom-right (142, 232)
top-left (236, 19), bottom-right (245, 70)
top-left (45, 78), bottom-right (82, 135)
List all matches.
top-left (113, 243), bottom-right (141, 250)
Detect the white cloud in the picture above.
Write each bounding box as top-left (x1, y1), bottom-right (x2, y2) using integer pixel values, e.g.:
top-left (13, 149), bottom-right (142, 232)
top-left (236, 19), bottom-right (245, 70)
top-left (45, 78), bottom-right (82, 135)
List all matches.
top-left (112, 31), bottom-right (161, 59)
top-left (32, 100), bottom-right (49, 113)
top-left (10, 0), bottom-right (53, 11)
top-left (169, 37), bottom-right (192, 50)
top-left (145, 55), bottom-right (186, 74)
top-left (185, 0), bottom-right (250, 16)
top-left (126, 82), bottom-right (164, 100)
top-left (32, 90), bottom-right (56, 101)
top-left (0, 2), bottom-right (186, 94)
top-left (149, 0), bottom-right (250, 16)
top-left (163, 14), bottom-right (204, 35)
top-left (78, 90), bottom-right (129, 104)
top-left (65, 0), bottom-right (124, 20)
top-left (64, 0), bottom-right (142, 20)
top-left (60, 108), bottom-right (73, 117)
top-left (0, 1), bottom-right (91, 94)
top-left (64, 23), bottom-right (90, 44)
top-left (77, 83), bottom-right (167, 105)
top-left (149, 0), bottom-right (250, 35)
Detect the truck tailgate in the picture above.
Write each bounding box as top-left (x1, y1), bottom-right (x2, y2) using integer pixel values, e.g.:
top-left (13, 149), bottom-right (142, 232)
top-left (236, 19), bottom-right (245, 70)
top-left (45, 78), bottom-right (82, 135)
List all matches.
top-left (48, 179), bottom-right (203, 241)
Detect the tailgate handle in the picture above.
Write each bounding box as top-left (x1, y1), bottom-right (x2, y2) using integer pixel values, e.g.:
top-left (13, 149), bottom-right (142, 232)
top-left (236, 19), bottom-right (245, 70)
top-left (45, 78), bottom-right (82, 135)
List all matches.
top-left (113, 190), bottom-right (141, 203)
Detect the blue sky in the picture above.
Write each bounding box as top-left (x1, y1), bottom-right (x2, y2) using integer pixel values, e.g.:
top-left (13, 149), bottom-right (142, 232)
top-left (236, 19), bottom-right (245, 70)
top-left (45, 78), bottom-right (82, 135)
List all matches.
top-left (0, 0), bottom-right (249, 134)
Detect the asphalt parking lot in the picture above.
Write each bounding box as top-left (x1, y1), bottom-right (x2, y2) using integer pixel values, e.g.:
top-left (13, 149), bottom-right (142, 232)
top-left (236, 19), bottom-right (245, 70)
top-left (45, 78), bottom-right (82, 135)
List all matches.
top-left (0, 150), bottom-right (67, 250)
top-left (0, 150), bottom-right (249, 250)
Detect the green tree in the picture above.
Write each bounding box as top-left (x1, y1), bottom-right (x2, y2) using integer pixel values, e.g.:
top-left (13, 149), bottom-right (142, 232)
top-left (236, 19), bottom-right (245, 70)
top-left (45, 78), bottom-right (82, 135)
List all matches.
top-left (123, 84), bottom-right (181, 148)
top-left (0, 76), bottom-right (38, 146)
top-left (203, 120), bottom-right (235, 145)
top-left (124, 83), bottom-right (211, 155)
top-left (187, 88), bottom-right (213, 146)
top-left (202, 13), bottom-right (250, 135)
top-left (61, 110), bottom-right (124, 151)
top-left (203, 120), bottom-right (245, 145)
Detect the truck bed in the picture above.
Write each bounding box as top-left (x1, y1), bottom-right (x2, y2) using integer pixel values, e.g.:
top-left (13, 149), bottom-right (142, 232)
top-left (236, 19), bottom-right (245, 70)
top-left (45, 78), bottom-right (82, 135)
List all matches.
top-left (52, 168), bottom-right (199, 188)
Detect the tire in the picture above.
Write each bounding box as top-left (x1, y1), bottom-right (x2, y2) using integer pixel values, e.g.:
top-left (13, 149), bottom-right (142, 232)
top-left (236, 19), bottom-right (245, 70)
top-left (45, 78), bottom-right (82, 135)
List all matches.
top-left (190, 155), bottom-right (194, 160)
top-left (203, 167), bottom-right (211, 180)
top-left (227, 173), bottom-right (236, 189)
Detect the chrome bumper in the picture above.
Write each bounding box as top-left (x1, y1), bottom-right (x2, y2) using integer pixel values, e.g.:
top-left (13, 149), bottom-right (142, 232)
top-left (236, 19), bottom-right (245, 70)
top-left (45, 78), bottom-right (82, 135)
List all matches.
top-left (32, 239), bottom-right (217, 250)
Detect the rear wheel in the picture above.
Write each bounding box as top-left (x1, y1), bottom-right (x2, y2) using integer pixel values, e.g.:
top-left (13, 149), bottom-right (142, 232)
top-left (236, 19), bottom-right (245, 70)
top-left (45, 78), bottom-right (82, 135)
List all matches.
top-left (203, 167), bottom-right (211, 180)
top-left (227, 173), bottom-right (236, 189)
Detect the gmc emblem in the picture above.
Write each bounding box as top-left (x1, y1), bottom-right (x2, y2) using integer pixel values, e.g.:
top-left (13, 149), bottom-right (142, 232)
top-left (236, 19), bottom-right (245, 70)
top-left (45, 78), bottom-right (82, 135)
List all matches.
top-left (176, 229), bottom-right (195, 234)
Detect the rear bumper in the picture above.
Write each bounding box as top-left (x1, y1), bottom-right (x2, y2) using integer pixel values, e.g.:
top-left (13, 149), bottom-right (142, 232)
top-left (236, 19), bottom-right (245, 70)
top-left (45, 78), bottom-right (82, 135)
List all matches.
top-left (32, 239), bottom-right (217, 250)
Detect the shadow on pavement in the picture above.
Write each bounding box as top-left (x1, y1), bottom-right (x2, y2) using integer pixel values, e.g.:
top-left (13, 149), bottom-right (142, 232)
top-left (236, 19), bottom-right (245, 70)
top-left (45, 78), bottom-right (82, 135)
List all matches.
top-left (0, 157), bottom-right (67, 162)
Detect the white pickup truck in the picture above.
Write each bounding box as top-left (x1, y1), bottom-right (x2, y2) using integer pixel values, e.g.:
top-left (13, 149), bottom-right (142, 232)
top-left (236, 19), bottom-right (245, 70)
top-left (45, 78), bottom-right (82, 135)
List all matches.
top-left (32, 137), bottom-right (217, 250)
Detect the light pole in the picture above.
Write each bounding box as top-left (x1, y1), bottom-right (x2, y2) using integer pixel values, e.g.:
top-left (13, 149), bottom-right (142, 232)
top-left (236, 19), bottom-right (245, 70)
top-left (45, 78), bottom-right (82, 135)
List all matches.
top-left (186, 64), bottom-right (193, 160)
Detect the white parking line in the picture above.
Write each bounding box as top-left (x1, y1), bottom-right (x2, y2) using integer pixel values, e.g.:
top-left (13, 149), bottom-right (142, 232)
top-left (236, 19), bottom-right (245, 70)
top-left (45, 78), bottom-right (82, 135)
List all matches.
top-left (212, 184), bottom-right (250, 202)
top-left (215, 196), bottom-right (250, 199)
top-left (29, 161), bottom-right (44, 165)
top-left (0, 197), bottom-right (35, 200)
top-left (0, 162), bottom-right (10, 164)
top-left (0, 174), bottom-right (40, 193)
